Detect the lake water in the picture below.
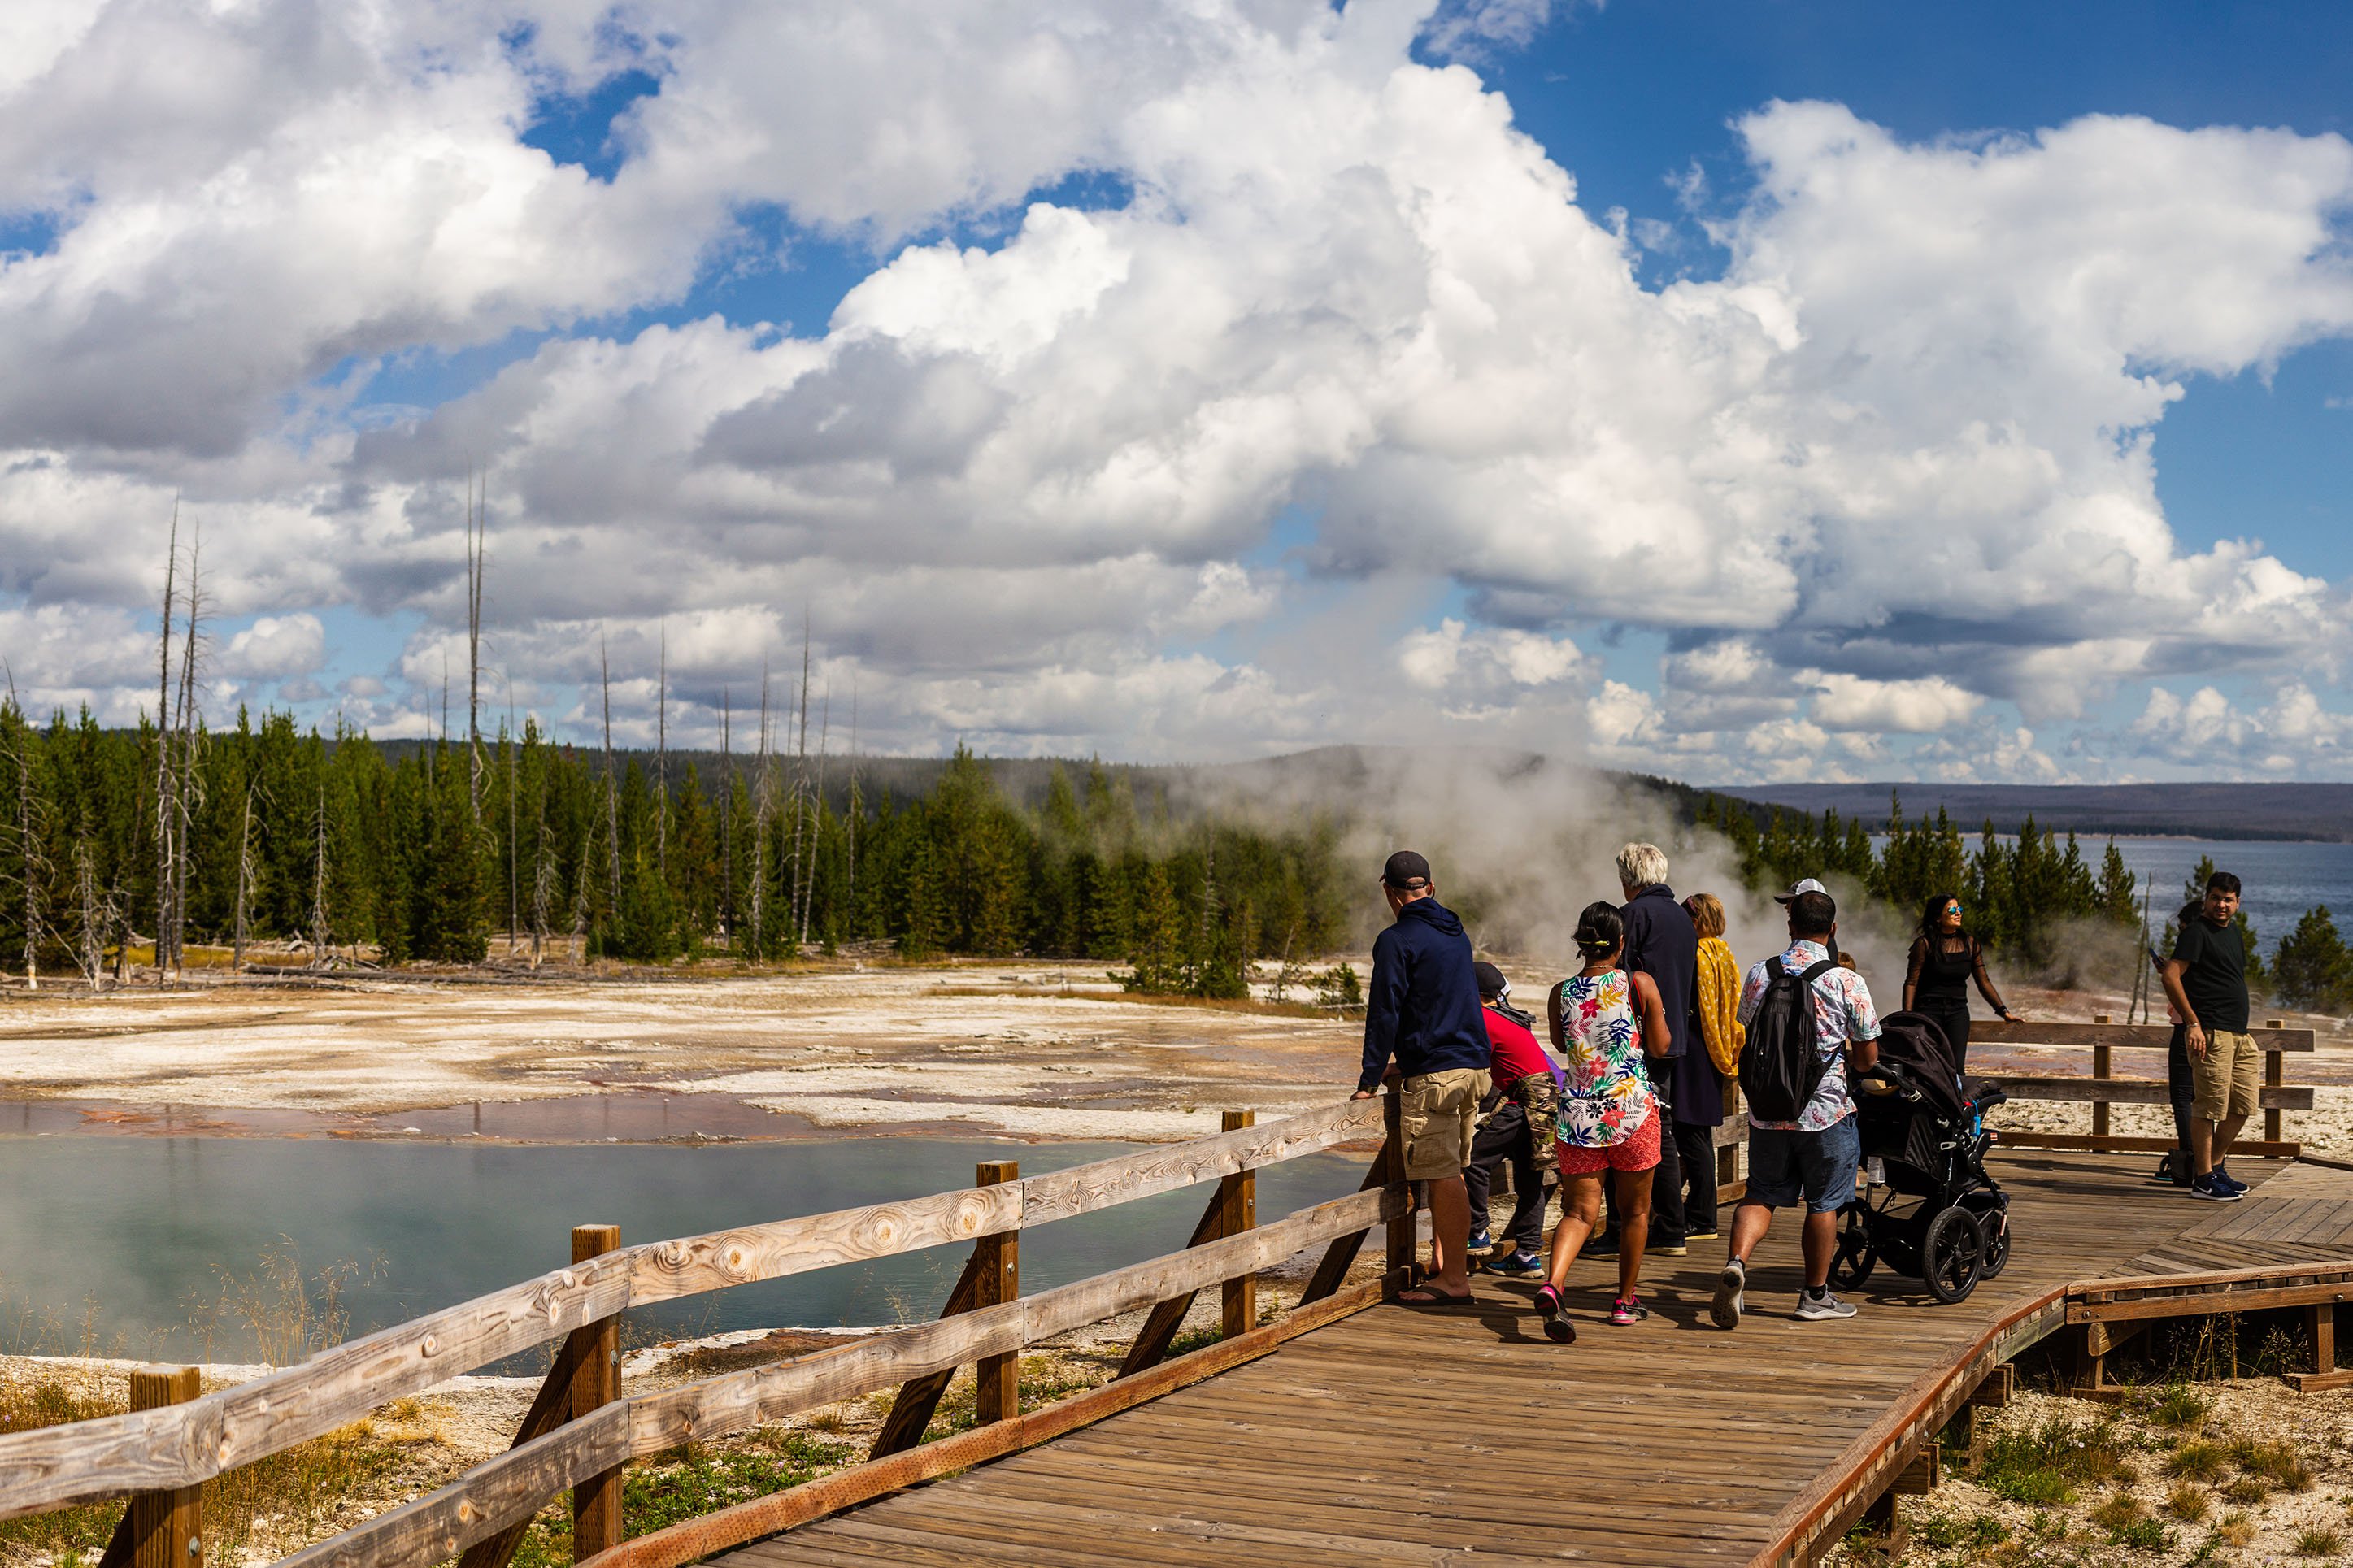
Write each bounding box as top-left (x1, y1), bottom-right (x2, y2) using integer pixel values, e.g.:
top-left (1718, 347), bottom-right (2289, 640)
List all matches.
top-left (2098, 838), bottom-right (2353, 947)
top-left (1879, 836), bottom-right (2353, 951)
top-left (0, 1137), bottom-right (1368, 1364)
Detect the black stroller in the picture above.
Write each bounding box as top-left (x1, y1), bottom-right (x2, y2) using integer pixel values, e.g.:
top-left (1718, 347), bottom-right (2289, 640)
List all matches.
top-left (1829, 1011), bottom-right (2012, 1303)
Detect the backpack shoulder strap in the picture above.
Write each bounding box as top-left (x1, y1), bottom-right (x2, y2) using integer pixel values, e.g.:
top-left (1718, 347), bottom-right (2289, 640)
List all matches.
top-left (1798, 958), bottom-right (1838, 982)
top-left (1765, 956), bottom-right (1786, 981)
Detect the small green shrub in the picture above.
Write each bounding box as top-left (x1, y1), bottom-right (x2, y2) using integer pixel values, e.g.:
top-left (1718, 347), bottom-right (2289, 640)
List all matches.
top-left (2152, 1383), bottom-right (2212, 1429)
top-left (2164, 1481), bottom-right (2211, 1522)
top-left (2294, 1525), bottom-right (2346, 1558)
top-left (2167, 1441), bottom-right (2227, 1483)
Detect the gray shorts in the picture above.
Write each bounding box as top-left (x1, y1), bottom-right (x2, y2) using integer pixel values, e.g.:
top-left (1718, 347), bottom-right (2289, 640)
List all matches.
top-left (1746, 1115), bottom-right (1860, 1214)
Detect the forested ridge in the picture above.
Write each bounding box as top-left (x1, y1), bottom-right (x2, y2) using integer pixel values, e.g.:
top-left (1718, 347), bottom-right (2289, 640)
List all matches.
top-left (8, 695), bottom-right (2353, 1015)
top-left (0, 702), bottom-right (1349, 990)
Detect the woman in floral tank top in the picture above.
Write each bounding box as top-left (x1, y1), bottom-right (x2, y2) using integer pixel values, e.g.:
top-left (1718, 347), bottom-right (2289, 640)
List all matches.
top-left (1534, 901), bottom-right (1673, 1343)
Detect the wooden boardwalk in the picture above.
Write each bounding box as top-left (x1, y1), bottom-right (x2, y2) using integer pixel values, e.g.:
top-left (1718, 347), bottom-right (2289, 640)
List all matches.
top-left (724, 1153), bottom-right (2353, 1567)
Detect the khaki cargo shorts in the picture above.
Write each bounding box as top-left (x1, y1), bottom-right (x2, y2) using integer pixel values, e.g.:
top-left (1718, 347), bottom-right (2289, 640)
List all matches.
top-left (1400, 1067), bottom-right (1490, 1180)
top-left (2193, 1029), bottom-right (2261, 1121)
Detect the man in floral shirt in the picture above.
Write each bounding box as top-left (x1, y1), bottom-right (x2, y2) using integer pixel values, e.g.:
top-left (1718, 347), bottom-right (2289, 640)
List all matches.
top-left (1713, 881), bottom-right (1881, 1327)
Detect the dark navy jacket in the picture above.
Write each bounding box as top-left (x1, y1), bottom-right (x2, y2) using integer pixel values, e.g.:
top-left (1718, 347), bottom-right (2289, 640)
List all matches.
top-left (1357, 897), bottom-right (1492, 1092)
top-left (1620, 883), bottom-right (1718, 1126)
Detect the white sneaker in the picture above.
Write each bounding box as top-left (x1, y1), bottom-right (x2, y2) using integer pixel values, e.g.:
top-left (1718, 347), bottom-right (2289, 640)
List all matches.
top-left (1795, 1288), bottom-right (1858, 1321)
top-left (1711, 1257), bottom-right (1745, 1329)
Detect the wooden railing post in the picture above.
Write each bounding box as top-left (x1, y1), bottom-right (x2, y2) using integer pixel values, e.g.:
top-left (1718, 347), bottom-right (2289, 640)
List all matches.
top-left (1220, 1112), bottom-right (1256, 1337)
top-left (2266, 1019), bottom-right (2286, 1145)
top-left (1382, 1089), bottom-right (1415, 1292)
top-left (973, 1160), bottom-right (1019, 1425)
top-left (571, 1225), bottom-right (623, 1564)
top-left (2091, 1015), bottom-right (2112, 1139)
top-left (107, 1366), bottom-right (202, 1568)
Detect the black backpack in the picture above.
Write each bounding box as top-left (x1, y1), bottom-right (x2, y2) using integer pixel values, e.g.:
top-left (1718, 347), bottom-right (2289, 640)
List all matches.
top-left (1740, 956), bottom-right (1838, 1122)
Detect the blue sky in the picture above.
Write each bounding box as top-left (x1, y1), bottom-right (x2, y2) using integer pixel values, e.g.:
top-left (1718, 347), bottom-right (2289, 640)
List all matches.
top-left (4, 0), bottom-right (2352, 780)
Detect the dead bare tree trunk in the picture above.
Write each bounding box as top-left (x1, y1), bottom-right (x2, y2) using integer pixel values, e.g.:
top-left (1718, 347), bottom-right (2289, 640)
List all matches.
top-left (655, 623), bottom-right (668, 882)
top-left (72, 837), bottom-right (114, 992)
top-left (750, 668), bottom-right (772, 959)
top-left (787, 618), bottom-right (811, 948)
top-left (232, 784), bottom-right (257, 970)
top-left (4, 686), bottom-right (42, 991)
top-left (802, 688), bottom-right (829, 948)
top-left (530, 789), bottom-right (554, 968)
top-left (718, 687), bottom-right (733, 946)
top-left (845, 684), bottom-right (859, 939)
top-left (599, 639), bottom-right (622, 943)
top-left (170, 529), bottom-right (203, 979)
top-left (310, 785), bottom-right (329, 967)
top-left (505, 681), bottom-right (520, 958)
top-left (467, 470), bottom-right (486, 827)
top-left (154, 502), bottom-right (179, 984)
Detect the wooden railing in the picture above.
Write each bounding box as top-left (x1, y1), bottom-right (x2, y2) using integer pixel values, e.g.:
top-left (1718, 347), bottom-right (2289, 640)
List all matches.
top-left (1751, 1251), bottom-right (2353, 1566)
top-left (1976, 1016), bottom-right (2315, 1158)
top-left (0, 1095), bottom-right (1411, 1568)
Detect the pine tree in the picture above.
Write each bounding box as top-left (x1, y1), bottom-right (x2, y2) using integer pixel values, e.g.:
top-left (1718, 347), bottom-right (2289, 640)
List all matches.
top-left (1121, 862), bottom-right (1188, 994)
top-left (2273, 906), bottom-right (2350, 1013)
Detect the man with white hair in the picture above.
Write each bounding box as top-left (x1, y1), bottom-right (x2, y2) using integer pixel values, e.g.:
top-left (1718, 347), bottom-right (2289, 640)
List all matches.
top-left (1590, 842), bottom-right (1709, 1256)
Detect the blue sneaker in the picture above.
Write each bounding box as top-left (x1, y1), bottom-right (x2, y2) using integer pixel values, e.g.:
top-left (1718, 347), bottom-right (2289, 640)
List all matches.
top-left (2214, 1162), bottom-right (2249, 1196)
top-left (1466, 1231), bottom-right (1494, 1253)
top-left (1481, 1250), bottom-right (1545, 1278)
top-left (2191, 1172), bottom-right (2242, 1202)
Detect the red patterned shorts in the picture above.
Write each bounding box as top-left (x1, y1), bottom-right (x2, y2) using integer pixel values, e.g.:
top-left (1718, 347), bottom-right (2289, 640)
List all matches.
top-left (1555, 1112), bottom-right (1662, 1176)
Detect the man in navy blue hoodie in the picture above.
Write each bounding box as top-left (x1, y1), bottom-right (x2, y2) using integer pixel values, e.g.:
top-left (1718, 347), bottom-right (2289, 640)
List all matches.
top-left (1352, 849), bottom-right (1493, 1305)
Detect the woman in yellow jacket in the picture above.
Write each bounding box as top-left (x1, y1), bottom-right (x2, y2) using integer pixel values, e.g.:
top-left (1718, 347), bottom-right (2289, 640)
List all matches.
top-left (1681, 893), bottom-right (1745, 1240)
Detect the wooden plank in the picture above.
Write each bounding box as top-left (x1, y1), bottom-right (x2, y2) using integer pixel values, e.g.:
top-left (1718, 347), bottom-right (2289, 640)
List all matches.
top-left (1994, 1132), bottom-right (2302, 1158)
top-left (627, 1188), bottom-right (1394, 1454)
top-left (1116, 1184), bottom-right (1229, 1378)
top-left (2070, 1280), bottom-right (2353, 1323)
top-left (1983, 1075), bottom-right (2310, 1110)
top-left (272, 1404), bottom-right (630, 1568)
top-left (1298, 1144), bottom-right (1388, 1304)
top-left (2283, 1368), bottom-right (2353, 1392)
top-left (1892, 1447), bottom-right (1941, 1496)
top-left (1969, 1021), bottom-right (2312, 1051)
top-left (973, 1162), bottom-right (1019, 1427)
top-left (1381, 1092), bottom-right (1414, 1291)
top-left (569, 1276), bottom-right (1394, 1568)
top-left (2268, 1031), bottom-right (2286, 1145)
top-left (125, 1368), bottom-right (201, 1568)
top-left (865, 1254), bottom-right (985, 1459)
top-left (1968, 1365), bottom-right (2016, 1407)
top-left (0, 1249), bottom-right (637, 1519)
top-left (570, 1226), bottom-right (624, 1564)
top-left (452, 1312), bottom-right (598, 1568)
top-left (628, 1185), bottom-right (1026, 1307)
top-left (1221, 1111), bottom-right (1257, 1339)
top-left (1017, 1098), bottom-right (1380, 1223)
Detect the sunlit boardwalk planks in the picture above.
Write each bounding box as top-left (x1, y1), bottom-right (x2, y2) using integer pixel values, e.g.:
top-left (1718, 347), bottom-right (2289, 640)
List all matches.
top-left (726, 1153), bottom-right (2353, 1568)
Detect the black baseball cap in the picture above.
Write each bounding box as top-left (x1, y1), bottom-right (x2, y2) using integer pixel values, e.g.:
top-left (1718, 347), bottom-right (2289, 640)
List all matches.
top-left (1381, 849), bottom-right (1432, 889)
top-left (1472, 961), bottom-right (1507, 998)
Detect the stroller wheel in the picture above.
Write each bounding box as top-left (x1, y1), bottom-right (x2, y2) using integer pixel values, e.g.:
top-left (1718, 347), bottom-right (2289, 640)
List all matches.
top-left (1829, 1203), bottom-right (1876, 1292)
top-left (1978, 1209), bottom-right (2012, 1279)
top-left (1922, 1206), bottom-right (1985, 1304)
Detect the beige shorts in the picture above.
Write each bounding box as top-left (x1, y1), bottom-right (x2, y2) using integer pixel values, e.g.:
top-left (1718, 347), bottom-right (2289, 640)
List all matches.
top-left (1401, 1068), bottom-right (1490, 1180)
top-left (2193, 1030), bottom-right (2261, 1121)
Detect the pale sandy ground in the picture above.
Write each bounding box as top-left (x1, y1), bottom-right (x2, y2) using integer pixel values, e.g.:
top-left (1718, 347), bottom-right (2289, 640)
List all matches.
top-left (5, 959), bottom-right (2350, 1147)
top-left (1830, 1382), bottom-right (2353, 1566)
top-left (0, 958), bottom-right (1390, 1142)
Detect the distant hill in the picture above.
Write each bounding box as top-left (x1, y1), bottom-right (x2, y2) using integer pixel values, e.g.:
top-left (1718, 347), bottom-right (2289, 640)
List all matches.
top-left (1714, 782), bottom-right (2353, 842)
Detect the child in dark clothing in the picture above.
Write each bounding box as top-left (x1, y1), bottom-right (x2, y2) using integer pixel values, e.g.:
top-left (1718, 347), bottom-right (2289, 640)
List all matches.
top-left (1464, 962), bottom-right (1560, 1275)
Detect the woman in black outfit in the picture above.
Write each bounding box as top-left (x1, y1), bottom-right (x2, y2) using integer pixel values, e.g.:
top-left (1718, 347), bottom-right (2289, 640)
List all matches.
top-left (1902, 893), bottom-right (2017, 1072)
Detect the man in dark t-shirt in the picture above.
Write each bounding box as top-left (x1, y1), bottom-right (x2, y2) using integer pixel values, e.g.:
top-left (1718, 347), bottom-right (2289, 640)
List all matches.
top-left (2161, 871), bottom-right (2255, 1201)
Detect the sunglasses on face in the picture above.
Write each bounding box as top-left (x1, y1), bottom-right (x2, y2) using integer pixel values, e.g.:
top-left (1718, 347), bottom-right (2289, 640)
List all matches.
top-left (1945, 905), bottom-right (1963, 915)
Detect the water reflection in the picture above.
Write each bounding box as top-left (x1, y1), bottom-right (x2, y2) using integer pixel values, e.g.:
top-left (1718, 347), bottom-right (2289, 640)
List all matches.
top-left (0, 1136), bottom-right (1366, 1363)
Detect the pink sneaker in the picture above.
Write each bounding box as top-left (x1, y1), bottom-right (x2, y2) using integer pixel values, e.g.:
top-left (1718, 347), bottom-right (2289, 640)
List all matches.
top-left (1607, 1296), bottom-right (1650, 1326)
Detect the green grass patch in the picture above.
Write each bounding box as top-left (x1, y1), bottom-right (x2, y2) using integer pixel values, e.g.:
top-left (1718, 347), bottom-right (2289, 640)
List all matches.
top-left (1977, 1416), bottom-right (2132, 1506)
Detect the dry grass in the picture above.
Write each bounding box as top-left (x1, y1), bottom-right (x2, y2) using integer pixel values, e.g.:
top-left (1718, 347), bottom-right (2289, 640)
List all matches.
top-left (924, 984), bottom-right (1334, 1019)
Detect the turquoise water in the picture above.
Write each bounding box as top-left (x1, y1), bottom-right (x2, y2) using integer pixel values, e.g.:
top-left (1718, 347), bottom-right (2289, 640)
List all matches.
top-left (0, 1137), bottom-right (1366, 1363)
